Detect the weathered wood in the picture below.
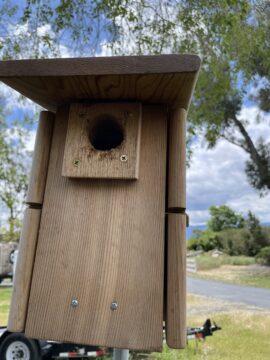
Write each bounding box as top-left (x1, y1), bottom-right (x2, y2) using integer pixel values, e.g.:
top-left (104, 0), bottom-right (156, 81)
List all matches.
top-left (0, 55), bottom-right (200, 77)
top-left (26, 111), bottom-right (54, 205)
top-left (25, 104), bottom-right (167, 351)
top-left (167, 108), bottom-right (186, 210)
top-left (8, 208), bottom-right (41, 332)
top-left (62, 103), bottom-right (141, 179)
top-left (166, 213), bottom-right (186, 349)
top-left (0, 55), bottom-right (201, 112)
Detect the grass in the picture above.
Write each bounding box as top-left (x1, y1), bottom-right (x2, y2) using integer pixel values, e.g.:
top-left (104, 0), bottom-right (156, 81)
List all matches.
top-left (153, 312), bottom-right (270, 360)
top-left (239, 272), bottom-right (270, 288)
top-left (190, 253), bottom-right (270, 289)
top-left (196, 254), bottom-right (255, 271)
top-left (151, 294), bottom-right (270, 360)
top-left (0, 287), bottom-right (11, 326)
top-left (1, 289), bottom-right (270, 359)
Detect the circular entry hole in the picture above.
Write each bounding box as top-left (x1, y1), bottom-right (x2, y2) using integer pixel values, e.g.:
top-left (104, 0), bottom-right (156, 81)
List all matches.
top-left (89, 115), bottom-right (124, 151)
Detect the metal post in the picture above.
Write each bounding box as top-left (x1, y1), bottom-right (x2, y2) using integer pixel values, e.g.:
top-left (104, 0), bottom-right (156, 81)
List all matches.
top-left (113, 348), bottom-right (129, 360)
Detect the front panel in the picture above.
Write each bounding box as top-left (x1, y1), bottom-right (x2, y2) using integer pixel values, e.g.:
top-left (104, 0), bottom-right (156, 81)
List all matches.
top-left (25, 104), bottom-right (167, 351)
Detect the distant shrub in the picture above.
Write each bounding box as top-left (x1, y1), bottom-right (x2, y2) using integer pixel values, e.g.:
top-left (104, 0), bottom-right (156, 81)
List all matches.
top-left (187, 230), bottom-right (220, 252)
top-left (256, 247), bottom-right (270, 266)
top-left (225, 256), bottom-right (255, 266)
top-left (246, 211), bottom-right (269, 248)
top-left (196, 254), bottom-right (255, 271)
top-left (216, 228), bottom-right (258, 256)
top-left (188, 209), bottom-right (270, 257)
top-left (196, 254), bottom-right (223, 270)
top-left (262, 227), bottom-right (270, 245)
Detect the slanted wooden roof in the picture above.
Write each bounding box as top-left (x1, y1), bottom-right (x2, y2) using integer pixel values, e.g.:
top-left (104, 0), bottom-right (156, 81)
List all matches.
top-left (0, 54), bottom-right (200, 112)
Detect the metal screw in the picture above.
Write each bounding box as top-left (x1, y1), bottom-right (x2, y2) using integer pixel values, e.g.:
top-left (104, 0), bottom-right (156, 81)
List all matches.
top-left (110, 301), bottom-right (118, 311)
top-left (124, 111), bottom-right (133, 118)
top-left (71, 298), bottom-right (79, 308)
top-left (73, 159), bottom-right (80, 167)
top-left (120, 154), bottom-right (128, 162)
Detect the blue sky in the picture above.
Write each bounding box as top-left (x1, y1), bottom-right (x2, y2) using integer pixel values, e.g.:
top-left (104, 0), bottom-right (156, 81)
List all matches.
top-left (0, 5), bottom-right (269, 228)
top-left (1, 83), bottom-right (269, 228)
top-left (187, 105), bottom-right (270, 225)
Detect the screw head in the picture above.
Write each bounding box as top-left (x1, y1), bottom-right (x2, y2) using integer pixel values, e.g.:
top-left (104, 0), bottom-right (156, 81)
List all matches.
top-left (110, 301), bottom-right (118, 311)
top-left (124, 111), bottom-right (133, 118)
top-left (120, 154), bottom-right (128, 162)
top-left (73, 159), bottom-right (80, 167)
top-left (71, 298), bottom-right (79, 308)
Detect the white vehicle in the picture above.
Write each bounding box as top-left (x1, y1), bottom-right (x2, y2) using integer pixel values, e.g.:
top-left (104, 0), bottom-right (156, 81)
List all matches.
top-left (0, 243), bottom-right (18, 284)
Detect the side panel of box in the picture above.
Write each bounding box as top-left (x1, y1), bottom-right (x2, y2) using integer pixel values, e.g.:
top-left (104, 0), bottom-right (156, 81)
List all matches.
top-left (26, 111), bottom-right (54, 205)
top-left (165, 213), bottom-right (186, 348)
top-left (167, 108), bottom-right (186, 210)
top-left (8, 208), bottom-right (41, 332)
top-left (25, 104), bottom-right (167, 351)
top-left (8, 111), bottom-right (54, 332)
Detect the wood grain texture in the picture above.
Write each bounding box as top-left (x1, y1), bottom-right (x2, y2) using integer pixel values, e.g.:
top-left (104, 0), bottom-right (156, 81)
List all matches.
top-left (166, 213), bottom-right (186, 349)
top-left (167, 108), bottom-right (186, 210)
top-left (26, 111), bottom-right (54, 205)
top-left (0, 55), bottom-right (201, 112)
top-left (25, 104), bottom-right (167, 351)
top-left (8, 208), bottom-right (41, 333)
top-left (0, 54), bottom-right (200, 76)
top-left (62, 103), bottom-right (141, 179)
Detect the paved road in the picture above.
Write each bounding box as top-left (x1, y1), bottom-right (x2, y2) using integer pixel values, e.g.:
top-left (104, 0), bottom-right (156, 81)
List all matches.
top-left (187, 277), bottom-right (270, 309)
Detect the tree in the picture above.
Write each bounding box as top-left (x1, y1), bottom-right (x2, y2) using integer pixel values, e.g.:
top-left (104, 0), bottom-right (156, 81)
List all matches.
top-left (188, 206), bottom-right (269, 256)
top-left (0, 115), bottom-right (29, 242)
top-left (246, 210), bottom-right (268, 248)
top-left (0, 0), bottom-right (269, 194)
top-left (207, 205), bottom-right (245, 232)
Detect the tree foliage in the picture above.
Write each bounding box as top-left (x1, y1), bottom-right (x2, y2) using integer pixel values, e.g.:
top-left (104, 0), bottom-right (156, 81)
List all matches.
top-left (0, 1), bottom-right (269, 238)
top-left (1, 0), bottom-right (266, 192)
top-left (0, 112), bottom-right (29, 242)
top-left (188, 205), bottom-right (270, 256)
top-left (208, 205), bottom-right (245, 232)
top-left (256, 246), bottom-right (270, 265)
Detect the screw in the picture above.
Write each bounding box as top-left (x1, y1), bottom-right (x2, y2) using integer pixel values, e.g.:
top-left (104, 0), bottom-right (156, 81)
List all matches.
top-left (120, 155), bottom-right (128, 162)
top-left (71, 298), bottom-right (79, 308)
top-left (124, 111), bottom-right (133, 118)
top-left (73, 159), bottom-right (80, 167)
top-left (110, 301), bottom-right (118, 311)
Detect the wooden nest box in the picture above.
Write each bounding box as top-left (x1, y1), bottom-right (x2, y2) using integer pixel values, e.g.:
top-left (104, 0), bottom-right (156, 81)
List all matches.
top-left (0, 54), bottom-right (200, 351)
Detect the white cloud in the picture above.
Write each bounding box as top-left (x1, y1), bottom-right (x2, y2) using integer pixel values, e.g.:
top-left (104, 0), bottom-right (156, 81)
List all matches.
top-left (187, 106), bottom-right (270, 226)
top-left (25, 130), bottom-right (36, 152)
top-left (239, 106), bottom-right (270, 141)
top-left (37, 24), bottom-right (54, 37)
top-left (0, 83), bottom-right (40, 114)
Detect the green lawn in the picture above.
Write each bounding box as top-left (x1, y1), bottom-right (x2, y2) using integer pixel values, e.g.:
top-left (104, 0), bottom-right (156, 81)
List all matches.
top-left (0, 287), bottom-right (11, 326)
top-left (152, 294), bottom-right (270, 360)
top-left (153, 311), bottom-right (270, 360)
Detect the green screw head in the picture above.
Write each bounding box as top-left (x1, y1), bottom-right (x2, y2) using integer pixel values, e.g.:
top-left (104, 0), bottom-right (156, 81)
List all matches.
top-left (73, 159), bottom-right (80, 167)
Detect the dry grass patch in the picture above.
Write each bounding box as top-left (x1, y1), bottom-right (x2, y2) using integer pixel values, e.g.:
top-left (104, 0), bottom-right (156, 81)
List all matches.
top-left (193, 264), bottom-right (270, 289)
